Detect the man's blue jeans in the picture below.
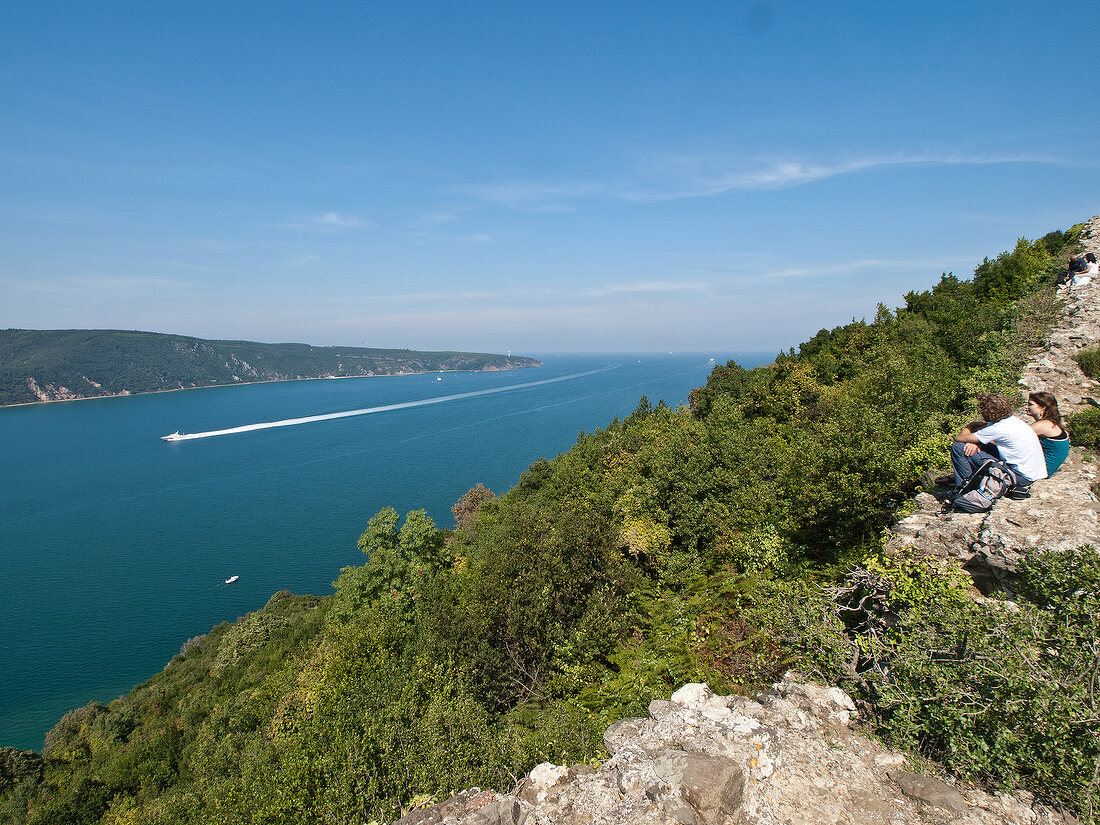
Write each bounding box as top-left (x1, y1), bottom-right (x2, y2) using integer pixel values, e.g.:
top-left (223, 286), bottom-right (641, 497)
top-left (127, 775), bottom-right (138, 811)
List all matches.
top-left (950, 441), bottom-right (1000, 488)
top-left (950, 441), bottom-right (1029, 488)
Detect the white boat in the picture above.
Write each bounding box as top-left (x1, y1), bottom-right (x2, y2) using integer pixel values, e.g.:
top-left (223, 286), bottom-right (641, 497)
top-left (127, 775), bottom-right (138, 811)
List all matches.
top-left (225, 575), bottom-right (239, 585)
top-left (162, 431), bottom-right (184, 441)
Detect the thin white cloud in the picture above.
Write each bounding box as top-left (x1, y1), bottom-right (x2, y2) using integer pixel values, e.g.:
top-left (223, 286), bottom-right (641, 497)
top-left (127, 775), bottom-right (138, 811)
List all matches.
top-left (451, 180), bottom-right (611, 207)
top-left (409, 230), bottom-right (494, 245)
top-left (418, 211), bottom-right (460, 224)
top-left (633, 151), bottom-right (1057, 200)
top-left (42, 274), bottom-right (197, 293)
top-left (454, 151), bottom-right (1057, 208)
top-left (125, 258), bottom-right (231, 275)
top-left (283, 255), bottom-right (322, 268)
top-left (582, 280), bottom-right (710, 298)
top-left (268, 212), bottom-right (375, 231)
top-left (316, 211), bottom-right (369, 228)
top-left (753, 255), bottom-right (978, 281)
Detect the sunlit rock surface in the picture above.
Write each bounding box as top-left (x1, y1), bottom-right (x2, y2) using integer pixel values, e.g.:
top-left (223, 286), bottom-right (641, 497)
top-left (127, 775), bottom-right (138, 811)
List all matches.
top-left (397, 677), bottom-right (1076, 825)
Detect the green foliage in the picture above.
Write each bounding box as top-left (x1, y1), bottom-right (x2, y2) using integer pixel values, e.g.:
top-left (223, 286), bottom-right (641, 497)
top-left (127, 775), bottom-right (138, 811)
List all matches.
top-left (973, 238), bottom-right (1054, 306)
top-left (1039, 224), bottom-right (1082, 258)
top-left (1074, 345), bottom-right (1100, 379)
top-left (333, 508), bottom-right (451, 618)
top-left (858, 549), bottom-right (1100, 817)
top-left (572, 572), bottom-right (850, 726)
top-left (1067, 407), bottom-right (1100, 452)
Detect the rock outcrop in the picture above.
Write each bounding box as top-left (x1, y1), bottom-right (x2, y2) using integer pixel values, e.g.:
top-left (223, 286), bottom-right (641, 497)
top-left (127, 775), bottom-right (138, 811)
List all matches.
top-left (398, 678), bottom-right (1077, 825)
top-left (887, 448), bottom-right (1100, 594)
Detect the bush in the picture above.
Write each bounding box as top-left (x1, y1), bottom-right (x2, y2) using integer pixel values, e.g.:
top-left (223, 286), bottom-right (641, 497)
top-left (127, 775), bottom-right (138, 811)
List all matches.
top-left (1074, 345), bottom-right (1100, 380)
top-left (1067, 407), bottom-right (1100, 452)
top-left (853, 549), bottom-right (1100, 820)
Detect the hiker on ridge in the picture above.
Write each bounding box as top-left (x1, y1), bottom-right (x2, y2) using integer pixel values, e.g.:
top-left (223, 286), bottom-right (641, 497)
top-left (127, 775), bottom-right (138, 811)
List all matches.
top-left (1027, 391), bottom-right (1070, 475)
top-left (951, 392), bottom-right (1048, 492)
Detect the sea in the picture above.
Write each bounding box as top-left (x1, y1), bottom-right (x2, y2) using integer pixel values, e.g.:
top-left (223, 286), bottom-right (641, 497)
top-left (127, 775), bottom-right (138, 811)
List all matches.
top-left (0, 351), bottom-right (772, 750)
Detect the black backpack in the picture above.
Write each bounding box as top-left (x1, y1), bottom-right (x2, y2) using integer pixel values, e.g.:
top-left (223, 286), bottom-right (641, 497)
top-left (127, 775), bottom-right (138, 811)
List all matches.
top-left (952, 459), bottom-right (1017, 513)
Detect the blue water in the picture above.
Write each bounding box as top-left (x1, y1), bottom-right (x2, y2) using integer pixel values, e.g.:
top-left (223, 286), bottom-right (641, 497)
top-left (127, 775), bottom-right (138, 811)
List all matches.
top-left (0, 351), bottom-right (771, 750)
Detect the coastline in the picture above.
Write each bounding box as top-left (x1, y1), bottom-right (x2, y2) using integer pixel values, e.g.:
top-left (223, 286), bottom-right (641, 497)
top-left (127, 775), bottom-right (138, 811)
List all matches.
top-left (0, 360), bottom-right (544, 410)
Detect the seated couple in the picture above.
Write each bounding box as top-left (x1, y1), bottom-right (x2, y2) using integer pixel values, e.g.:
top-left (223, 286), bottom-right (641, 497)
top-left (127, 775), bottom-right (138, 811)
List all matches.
top-left (1063, 252), bottom-right (1099, 287)
top-left (951, 391), bottom-right (1069, 493)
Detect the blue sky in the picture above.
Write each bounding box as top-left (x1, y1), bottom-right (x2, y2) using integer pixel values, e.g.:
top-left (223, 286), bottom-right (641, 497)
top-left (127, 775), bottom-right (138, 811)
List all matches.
top-left (2, 1), bottom-right (1098, 355)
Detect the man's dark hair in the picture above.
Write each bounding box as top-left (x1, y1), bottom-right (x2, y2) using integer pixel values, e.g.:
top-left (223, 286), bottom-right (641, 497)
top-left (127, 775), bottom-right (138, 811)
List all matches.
top-left (978, 393), bottom-right (1012, 423)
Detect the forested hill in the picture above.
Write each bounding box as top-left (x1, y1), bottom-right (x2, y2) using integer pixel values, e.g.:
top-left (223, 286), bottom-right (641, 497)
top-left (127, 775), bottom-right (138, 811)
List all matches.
top-left (0, 329), bottom-right (542, 406)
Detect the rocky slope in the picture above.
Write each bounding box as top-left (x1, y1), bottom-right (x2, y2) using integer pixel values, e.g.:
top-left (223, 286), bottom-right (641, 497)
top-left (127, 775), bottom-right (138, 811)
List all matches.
top-left (397, 679), bottom-right (1078, 825)
top-left (393, 221), bottom-right (1100, 825)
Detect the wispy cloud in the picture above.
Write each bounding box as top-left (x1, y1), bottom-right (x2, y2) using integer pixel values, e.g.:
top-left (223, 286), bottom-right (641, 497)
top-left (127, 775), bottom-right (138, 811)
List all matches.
top-left (582, 280), bottom-right (710, 298)
top-left (453, 151), bottom-right (1056, 209)
top-left (452, 180), bottom-right (610, 208)
top-left (402, 207), bottom-right (497, 244)
top-left (753, 255), bottom-right (977, 281)
top-left (145, 259), bottom-right (235, 274)
top-left (337, 279), bottom-right (707, 306)
top-left (417, 211), bottom-right (461, 225)
top-left (633, 150), bottom-right (1056, 199)
top-left (409, 229), bottom-right (493, 245)
top-left (271, 211), bottom-right (375, 231)
top-left (316, 211), bottom-right (371, 228)
top-left (40, 274), bottom-right (198, 293)
top-left (283, 255), bottom-right (321, 268)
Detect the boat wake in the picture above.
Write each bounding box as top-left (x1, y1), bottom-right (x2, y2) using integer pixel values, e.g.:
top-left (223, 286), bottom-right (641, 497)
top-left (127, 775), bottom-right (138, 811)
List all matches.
top-left (161, 366), bottom-right (615, 441)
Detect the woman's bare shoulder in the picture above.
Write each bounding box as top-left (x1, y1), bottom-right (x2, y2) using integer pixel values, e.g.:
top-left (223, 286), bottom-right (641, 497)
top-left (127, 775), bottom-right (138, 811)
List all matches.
top-left (1031, 419), bottom-right (1061, 437)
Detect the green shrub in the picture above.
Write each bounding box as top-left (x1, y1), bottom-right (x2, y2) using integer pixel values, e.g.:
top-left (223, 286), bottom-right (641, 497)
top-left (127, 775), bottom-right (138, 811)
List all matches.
top-left (1074, 345), bottom-right (1100, 380)
top-left (1067, 407), bottom-right (1100, 452)
top-left (855, 549), bottom-right (1100, 820)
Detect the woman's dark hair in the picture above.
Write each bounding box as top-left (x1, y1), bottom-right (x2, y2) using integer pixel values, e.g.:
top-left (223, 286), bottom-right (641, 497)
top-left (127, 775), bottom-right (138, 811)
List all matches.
top-left (1029, 391), bottom-right (1065, 429)
top-left (1087, 252), bottom-right (1098, 264)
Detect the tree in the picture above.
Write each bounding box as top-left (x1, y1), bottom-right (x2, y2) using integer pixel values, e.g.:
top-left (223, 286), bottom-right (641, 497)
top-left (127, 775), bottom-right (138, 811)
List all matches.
top-left (451, 484), bottom-right (496, 536)
top-left (335, 508), bottom-right (449, 612)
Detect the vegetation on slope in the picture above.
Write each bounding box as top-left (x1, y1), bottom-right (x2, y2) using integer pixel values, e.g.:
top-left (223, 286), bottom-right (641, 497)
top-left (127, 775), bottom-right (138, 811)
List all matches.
top-left (0, 329), bottom-right (541, 406)
top-left (2, 224), bottom-right (1097, 824)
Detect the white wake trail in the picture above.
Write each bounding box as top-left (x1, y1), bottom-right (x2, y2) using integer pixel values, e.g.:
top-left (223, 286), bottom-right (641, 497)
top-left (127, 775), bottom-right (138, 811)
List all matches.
top-left (162, 366), bottom-right (615, 441)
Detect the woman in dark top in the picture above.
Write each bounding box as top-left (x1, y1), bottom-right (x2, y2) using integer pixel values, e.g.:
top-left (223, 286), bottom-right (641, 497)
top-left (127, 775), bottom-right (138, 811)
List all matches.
top-left (1027, 391), bottom-right (1070, 475)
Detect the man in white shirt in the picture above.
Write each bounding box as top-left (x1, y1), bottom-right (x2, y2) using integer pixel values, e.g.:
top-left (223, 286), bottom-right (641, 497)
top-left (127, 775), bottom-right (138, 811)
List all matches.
top-left (951, 392), bottom-right (1048, 489)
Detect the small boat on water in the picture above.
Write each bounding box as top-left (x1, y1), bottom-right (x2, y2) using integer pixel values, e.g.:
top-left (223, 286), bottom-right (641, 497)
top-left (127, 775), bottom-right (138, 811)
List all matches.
top-left (225, 575), bottom-right (239, 585)
top-left (162, 431), bottom-right (184, 441)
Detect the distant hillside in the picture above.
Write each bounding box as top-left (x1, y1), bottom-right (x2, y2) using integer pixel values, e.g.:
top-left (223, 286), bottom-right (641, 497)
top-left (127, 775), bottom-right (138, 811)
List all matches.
top-left (0, 329), bottom-right (542, 406)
